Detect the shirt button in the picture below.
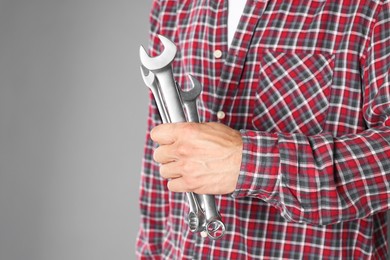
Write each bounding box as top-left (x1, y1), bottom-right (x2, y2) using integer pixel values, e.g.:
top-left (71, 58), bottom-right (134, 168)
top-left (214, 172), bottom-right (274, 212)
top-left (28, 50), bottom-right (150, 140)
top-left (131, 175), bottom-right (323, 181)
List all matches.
top-left (217, 111), bottom-right (225, 120)
top-left (214, 49), bottom-right (223, 59)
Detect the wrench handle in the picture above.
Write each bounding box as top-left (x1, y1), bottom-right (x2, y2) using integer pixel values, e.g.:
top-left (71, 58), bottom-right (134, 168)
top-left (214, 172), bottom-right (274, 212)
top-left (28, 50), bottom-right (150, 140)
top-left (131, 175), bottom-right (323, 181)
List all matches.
top-left (155, 68), bottom-right (187, 122)
top-left (186, 193), bottom-right (205, 232)
top-left (182, 89), bottom-right (226, 240)
top-left (183, 102), bottom-right (199, 123)
top-left (148, 76), bottom-right (205, 233)
top-left (151, 82), bottom-right (170, 124)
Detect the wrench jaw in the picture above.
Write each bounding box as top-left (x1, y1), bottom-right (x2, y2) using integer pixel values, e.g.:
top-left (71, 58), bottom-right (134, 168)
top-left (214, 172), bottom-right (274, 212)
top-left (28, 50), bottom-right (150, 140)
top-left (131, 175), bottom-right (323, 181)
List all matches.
top-left (180, 75), bottom-right (203, 123)
top-left (139, 35), bottom-right (177, 71)
top-left (180, 75), bottom-right (203, 102)
top-left (140, 35), bottom-right (186, 123)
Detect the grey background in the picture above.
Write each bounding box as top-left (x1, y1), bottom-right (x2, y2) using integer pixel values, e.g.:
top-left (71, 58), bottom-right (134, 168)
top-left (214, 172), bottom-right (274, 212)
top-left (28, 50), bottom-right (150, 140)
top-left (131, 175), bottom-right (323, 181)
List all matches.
top-left (0, 0), bottom-right (151, 259)
top-left (0, 1), bottom-right (388, 260)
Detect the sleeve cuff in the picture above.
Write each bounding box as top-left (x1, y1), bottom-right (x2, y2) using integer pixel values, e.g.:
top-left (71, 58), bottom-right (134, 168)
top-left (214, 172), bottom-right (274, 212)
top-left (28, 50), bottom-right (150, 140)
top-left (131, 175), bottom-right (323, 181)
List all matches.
top-left (231, 130), bottom-right (280, 200)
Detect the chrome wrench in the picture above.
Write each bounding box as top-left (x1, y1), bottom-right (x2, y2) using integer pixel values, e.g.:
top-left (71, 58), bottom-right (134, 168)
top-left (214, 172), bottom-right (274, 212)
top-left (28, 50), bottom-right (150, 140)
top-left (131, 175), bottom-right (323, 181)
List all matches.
top-left (140, 68), bottom-right (205, 232)
top-left (140, 65), bottom-right (169, 123)
top-left (140, 36), bottom-right (205, 233)
top-left (139, 35), bottom-right (184, 121)
top-left (181, 76), bottom-right (226, 240)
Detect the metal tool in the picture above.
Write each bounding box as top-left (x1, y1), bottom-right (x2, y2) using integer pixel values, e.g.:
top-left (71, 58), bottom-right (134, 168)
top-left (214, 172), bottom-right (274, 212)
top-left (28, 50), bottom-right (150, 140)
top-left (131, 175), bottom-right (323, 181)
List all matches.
top-left (140, 67), bottom-right (205, 233)
top-left (180, 76), bottom-right (202, 122)
top-left (140, 36), bottom-right (205, 234)
top-left (140, 35), bottom-right (184, 121)
top-left (181, 76), bottom-right (226, 240)
top-left (140, 65), bottom-right (169, 123)
top-left (139, 34), bottom-right (225, 239)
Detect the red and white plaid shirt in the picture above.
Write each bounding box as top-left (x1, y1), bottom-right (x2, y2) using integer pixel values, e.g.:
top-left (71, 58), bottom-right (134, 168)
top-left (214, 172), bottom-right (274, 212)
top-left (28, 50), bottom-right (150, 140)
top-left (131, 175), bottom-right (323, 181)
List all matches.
top-left (136, 0), bottom-right (390, 259)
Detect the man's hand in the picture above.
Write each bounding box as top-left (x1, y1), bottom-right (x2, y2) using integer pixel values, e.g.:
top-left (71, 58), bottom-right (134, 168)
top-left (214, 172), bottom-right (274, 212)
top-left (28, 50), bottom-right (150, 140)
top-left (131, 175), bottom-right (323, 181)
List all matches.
top-left (151, 122), bottom-right (243, 195)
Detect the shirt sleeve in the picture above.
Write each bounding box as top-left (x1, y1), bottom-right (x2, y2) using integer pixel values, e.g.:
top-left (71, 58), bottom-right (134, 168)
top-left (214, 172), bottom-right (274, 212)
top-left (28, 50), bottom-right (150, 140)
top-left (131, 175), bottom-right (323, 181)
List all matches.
top-left (232, 0), bottom-right (390, 226)
top-left (136, 0), bottom-right (169, 258)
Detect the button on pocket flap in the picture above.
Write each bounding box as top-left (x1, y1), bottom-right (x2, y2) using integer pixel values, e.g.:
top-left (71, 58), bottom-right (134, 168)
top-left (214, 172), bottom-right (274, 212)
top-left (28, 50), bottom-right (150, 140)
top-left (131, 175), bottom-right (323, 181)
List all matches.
top-left (252, 50), bottom-right (334, 135)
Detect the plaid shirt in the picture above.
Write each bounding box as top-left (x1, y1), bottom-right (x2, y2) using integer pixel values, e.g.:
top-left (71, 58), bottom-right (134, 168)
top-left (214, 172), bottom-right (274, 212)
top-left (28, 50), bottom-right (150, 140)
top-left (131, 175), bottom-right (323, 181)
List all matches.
top-left (136, 0), bottom-right (390, 259)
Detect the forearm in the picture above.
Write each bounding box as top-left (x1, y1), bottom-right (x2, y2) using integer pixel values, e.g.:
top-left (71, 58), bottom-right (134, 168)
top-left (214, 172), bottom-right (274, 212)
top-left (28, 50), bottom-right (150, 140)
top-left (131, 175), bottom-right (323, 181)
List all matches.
top-left (233, 126), bottom-right (390, 225)
top-left (232, 0), bottom-right (390, 226)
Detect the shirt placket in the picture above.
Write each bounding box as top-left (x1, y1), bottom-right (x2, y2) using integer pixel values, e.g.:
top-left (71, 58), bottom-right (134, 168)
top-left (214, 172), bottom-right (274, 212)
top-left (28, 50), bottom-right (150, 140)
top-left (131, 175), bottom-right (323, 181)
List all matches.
top-left (212, 0), bottom-right (270, 124)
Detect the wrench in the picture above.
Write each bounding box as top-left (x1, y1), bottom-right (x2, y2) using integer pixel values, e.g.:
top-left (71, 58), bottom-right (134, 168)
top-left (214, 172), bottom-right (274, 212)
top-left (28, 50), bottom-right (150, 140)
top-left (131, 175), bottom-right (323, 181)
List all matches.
top-left (140, 35), bottom-right (225, 239)
top-left (140, 65), bottom-right (170, 123)
top-left (140, 36), bottom-right (206, 233)
top-left (179, 75), bottom-right (202, 122)
top-left (140, 35), bottom-right (185, 121)
top-left (181, 75), bottom-right (226, 240)
top-left (140, 68), bottom-right (205, 232)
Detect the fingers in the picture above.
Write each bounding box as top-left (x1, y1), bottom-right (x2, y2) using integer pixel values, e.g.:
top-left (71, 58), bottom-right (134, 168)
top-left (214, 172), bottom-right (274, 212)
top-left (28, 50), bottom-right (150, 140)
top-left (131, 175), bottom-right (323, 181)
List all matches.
top-left (150, 122), bottom-right (243, 195)
top-left (150, 123), bottom-right (177, 145)
top-left (151, 122), bottom-right (198, 145)
top-left (152, 122), bottom-right (198, 163)
top-left (159, 162), bottom-right (182, 179)
top-left (160, 162), bottom-right (190, 193)
top-left (153, 144), bottom-right (177, 164)
top-left (167, 178), bottom-right (187, 193)
top-left (159, 160), bottom-right (201, 193)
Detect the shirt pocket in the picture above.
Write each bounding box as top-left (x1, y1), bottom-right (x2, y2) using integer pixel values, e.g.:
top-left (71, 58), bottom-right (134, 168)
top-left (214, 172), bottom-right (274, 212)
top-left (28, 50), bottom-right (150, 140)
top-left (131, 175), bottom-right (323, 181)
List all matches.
top-left (252, 50), bottom-right (334, 135)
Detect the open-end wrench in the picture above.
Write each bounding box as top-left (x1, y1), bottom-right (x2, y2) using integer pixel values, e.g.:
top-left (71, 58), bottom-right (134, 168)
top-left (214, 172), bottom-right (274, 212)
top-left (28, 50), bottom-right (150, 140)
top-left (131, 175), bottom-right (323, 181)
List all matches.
top-left (140, 35), bottom-right (185, 121)
top-left (186, 193), bottom-right (206, 233)
top-left (140, 68), bottom-right (205, 232)
top-left (140, 36), bottom-right (205, 233)
top-left (179, 75), bottom-right (203, 122)
top-left (140, 65), bottom-right (170, 123)
top-left (181, 75), bottom-right (226, 240)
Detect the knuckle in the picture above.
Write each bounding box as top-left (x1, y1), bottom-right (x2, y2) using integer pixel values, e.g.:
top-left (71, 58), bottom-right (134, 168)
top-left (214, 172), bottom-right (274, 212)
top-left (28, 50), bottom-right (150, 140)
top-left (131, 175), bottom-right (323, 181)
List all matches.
top-left (182, 173), bottom-right (201, 192)
top-left (167, 179), bottom-right (181, 192)
top-left (167, 180), bottom-right (175, 191)
top-left (150, 126), bottom-right (159, 141)
top-left (181, 161), bottom-right (193, 175)
top-left (180, 123), bottom-right (198, 137)
top-left (174, 123), bottom-right (199, 157)
top-left (176, 144), bottom-right (189, 157)
top-left (159, 164), bottom-right (168, 178)
top-left (183, 177), bottom-right (195, 192)
top-left (153, 148), bottom-right (160, 162)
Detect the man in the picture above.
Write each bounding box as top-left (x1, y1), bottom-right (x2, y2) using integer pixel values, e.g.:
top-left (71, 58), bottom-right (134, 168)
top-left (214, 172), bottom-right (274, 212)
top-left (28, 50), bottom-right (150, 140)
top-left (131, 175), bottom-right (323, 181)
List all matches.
top-left (137, 0), bottom-right (390, 259)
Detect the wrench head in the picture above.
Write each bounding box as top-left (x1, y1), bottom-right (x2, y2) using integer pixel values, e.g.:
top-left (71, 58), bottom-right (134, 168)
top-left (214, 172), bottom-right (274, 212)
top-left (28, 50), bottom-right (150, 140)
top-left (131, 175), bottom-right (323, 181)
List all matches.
top-left (140, 65), bottom-right (156, 88)
top-left (206, 219), bottom-right (226, 240)
top-left (180, 75), bottom-right (203, 102)
top-left (139, 34), bottom-right (177, 71)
